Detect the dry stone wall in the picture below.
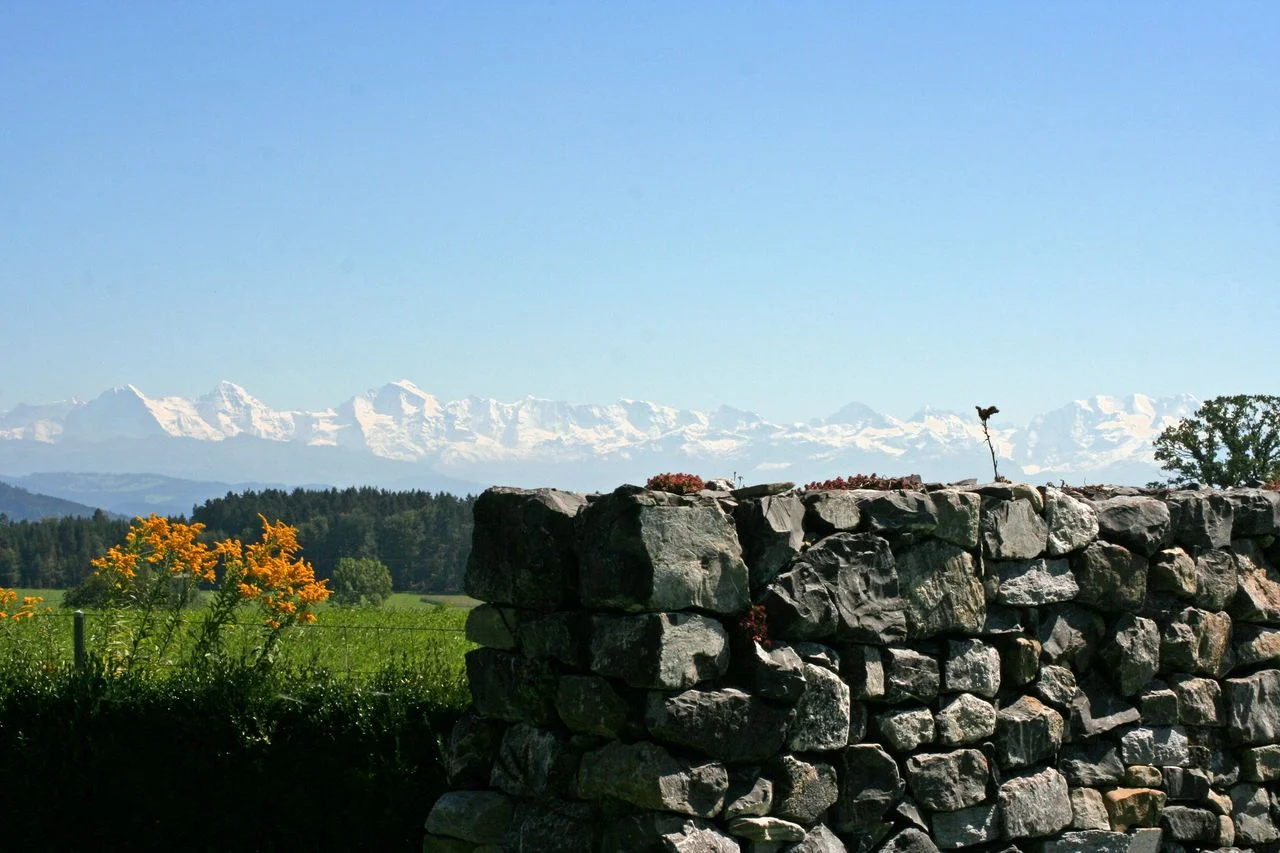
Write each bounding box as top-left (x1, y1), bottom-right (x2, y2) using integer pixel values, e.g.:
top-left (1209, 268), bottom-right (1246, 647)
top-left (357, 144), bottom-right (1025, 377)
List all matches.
top-left (425, 481), bottom-right (1280, 853)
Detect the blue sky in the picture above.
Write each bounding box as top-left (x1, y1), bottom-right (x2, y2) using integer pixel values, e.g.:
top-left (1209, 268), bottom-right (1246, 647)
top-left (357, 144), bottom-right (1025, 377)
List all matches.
top-left (2, 2), bottom-right (1276, 423)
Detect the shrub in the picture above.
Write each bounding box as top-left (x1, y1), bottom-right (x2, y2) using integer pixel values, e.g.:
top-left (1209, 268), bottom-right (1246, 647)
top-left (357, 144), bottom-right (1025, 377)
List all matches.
top-left (332, 556), bottom-right (394, 607)
top-left (803, 473), bottom-right (923, 491)
top-left (645, 473), bottom-right (706, 494)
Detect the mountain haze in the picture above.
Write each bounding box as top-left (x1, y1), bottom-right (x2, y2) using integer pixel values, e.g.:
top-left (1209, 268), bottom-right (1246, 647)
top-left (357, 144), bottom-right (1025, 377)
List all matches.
top-left (0, 382), bottom-right (1197, 492)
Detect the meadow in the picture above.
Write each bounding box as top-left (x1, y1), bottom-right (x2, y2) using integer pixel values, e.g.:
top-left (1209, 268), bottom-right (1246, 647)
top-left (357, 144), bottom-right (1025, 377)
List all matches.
top-left (0, 582), bottom-right (477, 851)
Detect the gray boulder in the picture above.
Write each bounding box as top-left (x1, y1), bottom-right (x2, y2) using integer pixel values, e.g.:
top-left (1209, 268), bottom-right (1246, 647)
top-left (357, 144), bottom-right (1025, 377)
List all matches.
top-left (884, 647), bottom-right (940, 704)
top-left (579, 488), bottom-right (749, 614)
top-left (446, 711), bottom-right (506, 788)
top-left (489, 723), bottom-right (580, 798)
top-left (1037, 604), bottom-right (1105, 671)
top-left (1064, 673), bottom-right (1141, 739)
top-left (1161, 805), bottom-right (1219, 842)
top-left (998, 766), bottom-right (1072, 840)
top-left (1165, 491), bottom-right (1234, 550)
top-left (724, 768), bottom-right (773, 819)
top-left (771, 754), bottom-right (839, 826)
top-left (1151, 547), bottom-right (1199, 599)
top-left (1094, 495), bottom-right (1172, 555)
top-left (1070, 788), bottom-right (1110, 831)
top-left (944, 639), bottom-right (1001, 698)
top-left (936, 694), bottom-right (997, 746)
top-left (555, 674), bottom-right (635, 737)
top-left (1070, 540), bottom-right (1147, 613)
top-left (878, 827), bottom-right (941, 853)
top-left (995, 558), bottom-right (1078, 606)
top-left (746, 640), bottom-right (808, 702)
top-left (1193, 549), bottom-right (1239, 612)
top-left (993, 695), bottom-right (1063, 769)
top-left (1120, 726), bottom-right (1191, 766)
top-left (877, 707), bottom-right (936, 752)
top-left (1101, 613), bottom-right (1160, 696)
top-left (425, 791), bottom-right (517, 844)
top-left (1232, 624), bottom-right (1280, 669)
top-left (787, 824), bottom-right (848, 852)
top-left (1230, 784), bottom-right (1279, 845)
top-left (576, 740), bottom-right (729, 817)
top-left (931, 803), bottom-right (999, 849)
top-left (787, 662), bottom-right (852, 752)
top-left (735, 494), bottom-right (806, 588)
top-left (646, 687), bottom-right (793, 763)
top-left (1230, 539), bottom-right (1280, 624)
top-left (833, 744), bottom-right (905, 833)
top-left (464, 486), bottom-right (586, 610)
top-left (466, 648), bottom-right (560, 725)
top-left (727, 815), bottom-right (806, 842)
top-left (802, 490), bottom-right (862, 536)
top-left (1225, 669), bottom-right (1280, 746)
top-left (1227, 488), bottom-right (1280, 537)
top-left (759, 533), bottom-right (907, 643)
top-left (1160, 607), bottom-right (1232, 677)
top-left (1168, 674), bottom-right (1224, 727)
top-left (1059, 740), bottom-right (1125, 786)
top-left (860, 490), bottom-right (939, 535)
top-left (1036, 830), bottom-right (1129, 853)
top-left (929, 490), bottom-right (982, 549)
top-left (1043, 487), bottom-right (1099, 556)
top-left (505, 799), bottom-right (598, 853)
top-left (601, 813), bottom-right (737, 853)
top-left (896, 538), bottom-right (986, 639)
top-left (904, 749), bottom-right (990, 812)
top-left (981, 498), bottom-right (1048, 560)
top-left (589, 612), bottom-right (729, 690)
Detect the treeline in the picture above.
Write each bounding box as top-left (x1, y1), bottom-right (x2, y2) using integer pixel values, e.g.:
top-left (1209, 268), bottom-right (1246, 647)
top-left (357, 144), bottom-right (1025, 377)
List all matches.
top-left (192, 487), bottom-right (476, 593)
top-left (0, 511), bottom-right (132, 589)
top-left (0, 488), bottom-right (477, 593)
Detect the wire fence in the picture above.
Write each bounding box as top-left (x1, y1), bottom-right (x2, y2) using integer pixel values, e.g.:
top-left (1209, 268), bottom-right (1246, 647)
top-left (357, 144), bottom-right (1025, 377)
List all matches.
top-left (12, 607), bottom-right (470, 680)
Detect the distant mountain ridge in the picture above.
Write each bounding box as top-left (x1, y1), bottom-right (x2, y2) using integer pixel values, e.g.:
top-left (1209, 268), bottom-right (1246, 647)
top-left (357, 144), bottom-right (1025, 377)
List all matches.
top-left (0, 481), bottom-right (109, 522)
top-left (0, 382), bottom-right (1198, 491)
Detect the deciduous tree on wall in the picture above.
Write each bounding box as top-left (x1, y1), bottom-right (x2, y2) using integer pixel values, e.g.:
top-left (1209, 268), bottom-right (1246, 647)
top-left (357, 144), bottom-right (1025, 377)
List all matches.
top-left (1153, 394), bottom-right (1280, 487)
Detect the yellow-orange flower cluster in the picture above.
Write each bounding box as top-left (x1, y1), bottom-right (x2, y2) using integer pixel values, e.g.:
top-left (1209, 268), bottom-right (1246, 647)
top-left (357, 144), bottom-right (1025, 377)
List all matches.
top-left (0, 588), bottom-right (45, 621)
top-left (90, 514), bottom-right (217, 588)
top-left (235, 516), bottom-right (330, 626)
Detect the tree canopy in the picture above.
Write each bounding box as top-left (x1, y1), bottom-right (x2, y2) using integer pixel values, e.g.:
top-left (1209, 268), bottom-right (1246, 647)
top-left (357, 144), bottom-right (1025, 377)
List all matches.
top-left (1153, 394), bottom-right (1280, 488)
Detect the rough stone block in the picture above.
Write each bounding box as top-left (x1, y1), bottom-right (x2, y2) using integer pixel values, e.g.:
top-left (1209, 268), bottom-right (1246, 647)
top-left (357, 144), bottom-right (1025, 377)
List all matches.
top-left (1043, 487), bottom-right (1099, 556)
top-left (555, 674), bottom-right (634, 738)
top-left (802, 490), bottom-right (862, 536)
top-left (646, 687), bottom-right (793, 763)
top-left (1227, 488), bottom-right (1280, 537)
top-left (1059, 740), bottom-right (1124, 787)
top-left (771, 754), bottom-right (839, 826)
top-left (877, 706), bottom-right (936, 752)
top-left (465, 603), bottom-right (521, 649)
top-left (1037, 604), bottom-right (1104, 670)
top-left (1070, 540), bottom-right (1147, 613)
top-left (995, 557), bottom-right (1078, 606)
top-left (981, 498), bottom-right (1048, 560)
top-left (466, 648), bottom-right (559, 725)
top-left (1168, 674), bottom-right (1224, 726)
top-left (936, 693), bottom-right (997, 746)
top-left (884, 647), bottom-right (940, 704)
top-left (787, 662), bottom-right (852, 752)
top-left (896, 539), bottom-right (986, 639)
top-left (464, 486), bottom-right (585, 610)
top-left (579, 488), bottom-right (749, 614)
top-left (1240, 745), bottom-right (1280, 781)
top-left (1120, 726), bottom-right (1191, 767)
top-left (1034, 830), bottom-right (1129, 853)
top-left (944, 638), bottom-right (1001, 698)
top-left (993, 695), bottom-right (1063, 769)
top-left (1070, 787), bottom-right (1110, 831)
top-left (576, 740), bottom-right (728, 818)
top-left (589, 611), bottom-right (728, 690)
top-left (1094, 495), bottom-right (1172, 555)
top-left (734, 494), bottom-right (805, 588)
top-left (904, 749), bottom-right (989, 813)
top-left (1225, 669), bottom-right (1280, 745)
top-left (1160, 607), bottom-right (1232, 677)
top-left (1165, 491), bottom-right (1234, 551)
top-left (1102, 787), bottom-right (1166, 832)
top-left (1228, 539), bottom-right (1280, 624)
top-left (425, 790), bottom-right (517, 845)
top-left (932, 803), bottom-right (1000, 849)
top-left (834, 744), bottom-right (905, 833)
top-left (1230, 783), bottom-right (1279, 845)
top-left (1161, 805), bottom-right (1219, 842)
top-left (999, 766), bottom-right (1071, 840)
top-left (489, 723), bottom-right (580, 799)
top-left (760, 533), bottom-right (907, 642)
top-left (930, 489), bottom-right (982, 549)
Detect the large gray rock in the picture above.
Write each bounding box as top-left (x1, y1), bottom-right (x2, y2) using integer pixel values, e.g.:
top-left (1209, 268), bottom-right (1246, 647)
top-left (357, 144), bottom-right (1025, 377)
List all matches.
top-left (884, 647), bottom-right (940, 704)
top-left (1225, 669), bottom-right (1280, 745)
top-left (936, 694), bottom-right (997, 745)
top-left (995, 558), bottom-right (1078, 606)
top-left (735, 494), bottom-right (806, 588)
top-left (999, 766), bottom-right (1071, 840)
top-left (842, 644), bottom-right (886, 700)
top-left (601, 813), bottom-right (737, 853)
top-left (1120, 726), bottom-right (1191, 766)
top-left (982, 499), bottom-right (1048, 560)
top-left (1230, 539), bottom-right (1280, 624)
top-left (1059, 740), bottom-right (1125, 786)
top-left (446, 711), bottom-right (506, 788)
top-left (724, 768), bottom-right (772, 819)
top-left (555, 675), bottom-right (635, 738)
top-left (833, 745), bottom-right (905, 833)
top-left (1002, 636), bottom-right (1041, 686)
top-left (1036, 831), bottom-right (1129, 853)
top-left (993, 695), bottom-right (1064, 769)
top-left (931, 803), bottom-right (999, 849)
top-left (745, 640), bottom-right (808, 702)
top-left (1101, 613), bottom-right (1160, 696)
top-left (1065, 673), bottom-right (1141, 739)
top-left (771, 754), bottom-right (839, 826)
top-left (1160, 607), bottom-right (1232, 677)
top-left (787, 662), bottom-right (852, 752)
top-left (904, 749), bottom-right (990, 812)
top-left (878, 828), bottom-right (940, 853)
top-left (520, 611), bottom-right (586, 667)
top-left (727, 815), bottom-right (806, 842)
top-left (1168, 674), bottom-right (1224, 727)
top-left (1037, 604), bottom-right (1105, 671)
top-left (1070, 788), bottom-right (1110, 831)
top-left (465, 603), bottom-right (522, 650)
top-left (1102, 788), bottom-right (1167, 833)
top-left (646, 687), bottom-right (793, 763)
top-left (505, 799), bottom-right (598, 853)
top-left (1161, 805), bottom-right (1219, 842)
top-left (576, 740), bottom-right (729, 817)
top-left (802, 490), bottom-right (862, 536)
top-left (1043, 487), bottom-right (1100, 556)
top-left (1232, 624), bottom-right (1280, 669)
top-left (1228, 488), bottom-right (1280, 537)
top-left (759, 533), bottom-right (907, 643)
top-left (1165, 491), bottom-right (1234, 551)
top-left (787, 824), bottom-right (848, 852)
top-left (896, 539), bottom-right (985, 639)
top-left (466, 648), bottom-right (559, 725)
top-left (1032, 664), bottom-right (1081, 711)
top-left (465, 487), bottom-right (586, 610)
top-left (590, 612), bottom-right (729, 690)
top-left (944, 638), bottom-right (1001, 698)
top-left (929, 490), bottom-right (982, 549)
top-left (1151, 547), bottom-right (1199, 599)
top-left (1070, 540), bottom-right (1147, 613)
top-left (579, 488), bottom-right (749, 613)
top-left (1230, 784), bottom-right (1279, 845)
top-left (426, 790), bottom-right (517, 844)
top-left (860, 490), bottom-right (939, 535)
top-left (1094, 495), bottom-right (1172, 555)
top-left (877, 707), bottom-right (936, 752)
top-left (490, 723), bottom-right (580, 798)
top-left (1193, 549), bottom-right (1239, 612)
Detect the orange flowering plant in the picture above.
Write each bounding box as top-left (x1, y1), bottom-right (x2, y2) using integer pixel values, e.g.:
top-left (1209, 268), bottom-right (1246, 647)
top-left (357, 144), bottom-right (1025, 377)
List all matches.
top-left (87, 514), bottom-right (329, 675)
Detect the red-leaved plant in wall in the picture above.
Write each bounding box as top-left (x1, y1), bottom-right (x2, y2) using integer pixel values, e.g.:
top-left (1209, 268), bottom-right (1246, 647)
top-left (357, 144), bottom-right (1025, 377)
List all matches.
top-left (645, 473), bottom-right (706, 494)
top-left (1264, 480), bottom-right (1280, 492)
top-left (803, 473), bottom-right (923, 491)
top-left (738, 604), bottom-right (771, 650)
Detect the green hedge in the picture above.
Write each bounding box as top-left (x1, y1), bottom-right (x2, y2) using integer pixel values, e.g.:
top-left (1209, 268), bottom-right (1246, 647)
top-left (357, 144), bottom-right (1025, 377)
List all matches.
top-left (0, 663), bottom-right (464, 852)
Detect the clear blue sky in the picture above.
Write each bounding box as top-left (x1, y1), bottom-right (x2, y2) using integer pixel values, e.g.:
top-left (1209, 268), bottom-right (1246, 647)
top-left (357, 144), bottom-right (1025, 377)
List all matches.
top-left (2, 2), bottom-right (1276, 423)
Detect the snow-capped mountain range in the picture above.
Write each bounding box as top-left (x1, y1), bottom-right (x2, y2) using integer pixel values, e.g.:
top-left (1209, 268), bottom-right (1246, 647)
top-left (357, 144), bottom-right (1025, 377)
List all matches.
top-left (0, 381), bottom-right (1198, 492)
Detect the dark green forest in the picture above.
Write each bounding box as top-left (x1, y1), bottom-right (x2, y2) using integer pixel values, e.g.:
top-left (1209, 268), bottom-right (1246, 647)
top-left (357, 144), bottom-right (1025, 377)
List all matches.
top-left (0, 487), bottom-right (476, 593)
